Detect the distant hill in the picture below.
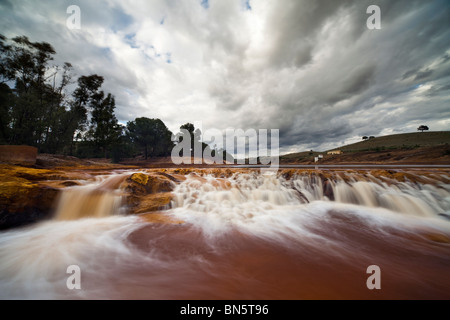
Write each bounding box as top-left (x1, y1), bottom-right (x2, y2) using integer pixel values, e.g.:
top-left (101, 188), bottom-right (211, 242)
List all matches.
top-left (280, 150), bottom-right (323, 162)
top-left (281, 131), bottom-right (450, 164)
top-left (336, 132), bottom-right (450, 153)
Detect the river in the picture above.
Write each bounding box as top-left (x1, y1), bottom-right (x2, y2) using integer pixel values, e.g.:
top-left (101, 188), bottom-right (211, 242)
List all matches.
top-left (0, 169), bottom-right (449, 299)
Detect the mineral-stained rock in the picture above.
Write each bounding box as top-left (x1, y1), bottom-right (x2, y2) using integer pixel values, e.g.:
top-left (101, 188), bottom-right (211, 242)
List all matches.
top-left (137, 212), bottom-right (184, 224)
top-left (0, 165), bottom-right (52, 181)
top-left (0, 176), bottom-right (59, 229)
top-left (0, 164), bottom-right (94, 182)
top-left (0, 176), bottom-right (35, 200)
top-left (124, 172), bottom-right (174, 196)
top-left (123, 172), bottom-right (176, 215)
top-left (422, 232), bottom-right (450, 244)
top-left (130, 172), bottom-right (149, 185)
top-left (129, 193), bottom-right (174, 214)
top-left (0, 165), bottom-right (94, 229)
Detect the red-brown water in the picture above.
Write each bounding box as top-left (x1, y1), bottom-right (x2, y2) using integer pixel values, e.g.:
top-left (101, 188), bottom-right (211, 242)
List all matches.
top-left (0, 171), bottom-right (449, 299)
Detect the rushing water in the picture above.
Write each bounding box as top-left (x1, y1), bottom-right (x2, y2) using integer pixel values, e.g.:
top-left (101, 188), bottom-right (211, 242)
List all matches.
top-left (0, 170), bottom-right (449, 299)
top-left (53, 173), bottom-right (130, 221)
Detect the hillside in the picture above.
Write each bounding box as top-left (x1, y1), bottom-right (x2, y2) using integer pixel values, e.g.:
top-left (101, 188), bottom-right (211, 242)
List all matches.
top-left (281, 131), bottom-right (450, 164)
top-left (338, 132), bottom-right (450, 152)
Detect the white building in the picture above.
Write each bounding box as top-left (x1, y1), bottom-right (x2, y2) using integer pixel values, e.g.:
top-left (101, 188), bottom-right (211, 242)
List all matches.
top-left (327, 150), bottom-right (342, 155)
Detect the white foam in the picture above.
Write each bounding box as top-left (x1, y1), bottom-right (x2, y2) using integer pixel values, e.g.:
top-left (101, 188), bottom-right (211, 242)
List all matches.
top-left (0, 215), bottom-right (143, 299)
top-left (169, 172), bottom-right (450, 239)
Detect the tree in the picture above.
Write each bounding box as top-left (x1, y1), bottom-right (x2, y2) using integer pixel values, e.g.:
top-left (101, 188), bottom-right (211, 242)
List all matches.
top-left (0, 34), bottom-right (77, 152)
top-left (0, 83), bottom-right (13, 143)
top-left (127, 117), bottom-right (173, 159)
top-left (0, 34), bottom-right (131, 159)
top-left (151, 119), bottom-right (174, 157)
top-left (66, 74), bottom-right (125, 158)
top-left (67, 74), bottom-right (104, 154)
top-left (178, 123), bottom-right (211, 158)
top-left (417, 125), bottom-right (429, 132)
top-left (88, 92), bottom-right (122, 158)
top-left (41, 62), bottom-right (75, 153)
top-left (127, 117), bottom-right (156, 159)
top-left (177, 123), bottom-right (195, 157)
top-left (3, 35), bottom-right (57, 146)
top-left (180, 123), bottom-right (195, 135)
top-left (362, 136), bottom-right (368, 141)
top-left (174, 123), bottom-right (233, 163)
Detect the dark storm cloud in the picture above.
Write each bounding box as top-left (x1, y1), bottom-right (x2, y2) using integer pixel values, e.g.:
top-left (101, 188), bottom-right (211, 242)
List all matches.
top-left (426, 84), bottom-right (450, 97)
top-left (0, 0), bottom-right (449, 152)
top-left (414, 69), bottom-right (434, 81)
top-left (264, 0), bottom-right (354, 68)
top-left (265, 0), bottom-right (450, 151)
top-left (324, 65), bottom-right (377, 105)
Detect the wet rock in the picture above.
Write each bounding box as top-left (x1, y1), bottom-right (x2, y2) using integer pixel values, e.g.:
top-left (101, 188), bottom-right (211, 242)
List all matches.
top-left (0, 164), bottom-right (94, 182)
top-left (123, 173), bottom-right (176, 215)
top-left (206, 168), bottom-right (235, 178)
top-left (323, 179), bottom-right (335, 201)
top-left (129, 193), bottom-right (174, 214)
top-left (0, 165), bottom-right (51, 181)
top-left (130, 172), bottom-right (149, 185)
top-left (59, 180), bottom-right (82, 187)
top-left (438, 213), bottom-right (450, 221)
top-left (280, 169), bottom-right (297, 180)
top-left (156, 172), bottom-right (184, 183)
top-left (0, 176), bottom-right (59, 230)
top-left (137, 212), bottom-right (184, 225)
top-left (423, 232), bottom-right (450, 244)
top-left (0, 165), bottom-right (90, 229)
top-left (124, 173), bottom-right (174, 196)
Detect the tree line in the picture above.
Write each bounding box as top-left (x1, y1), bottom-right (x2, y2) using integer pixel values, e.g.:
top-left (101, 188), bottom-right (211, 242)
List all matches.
top-left (0, 34), bottom-right (223, 162)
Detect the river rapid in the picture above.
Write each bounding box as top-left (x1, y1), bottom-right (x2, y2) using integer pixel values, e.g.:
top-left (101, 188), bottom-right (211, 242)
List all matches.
top-left (0, 169), bottom-right (449, 299)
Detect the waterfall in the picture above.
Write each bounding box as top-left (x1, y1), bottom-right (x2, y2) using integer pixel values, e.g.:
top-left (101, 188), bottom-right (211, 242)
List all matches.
top-left (171, 171), bottom-right (449, 218)
top-left (51, 170), bottom-right (449, 222)
top-left (53, 173), bottom-right (130, 221)
top-left (165, 171), bottom-right (450, 243)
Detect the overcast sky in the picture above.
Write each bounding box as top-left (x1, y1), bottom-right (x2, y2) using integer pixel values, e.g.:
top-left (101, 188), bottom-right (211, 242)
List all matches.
top-left (1, 0), bottom-right (449, 154)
